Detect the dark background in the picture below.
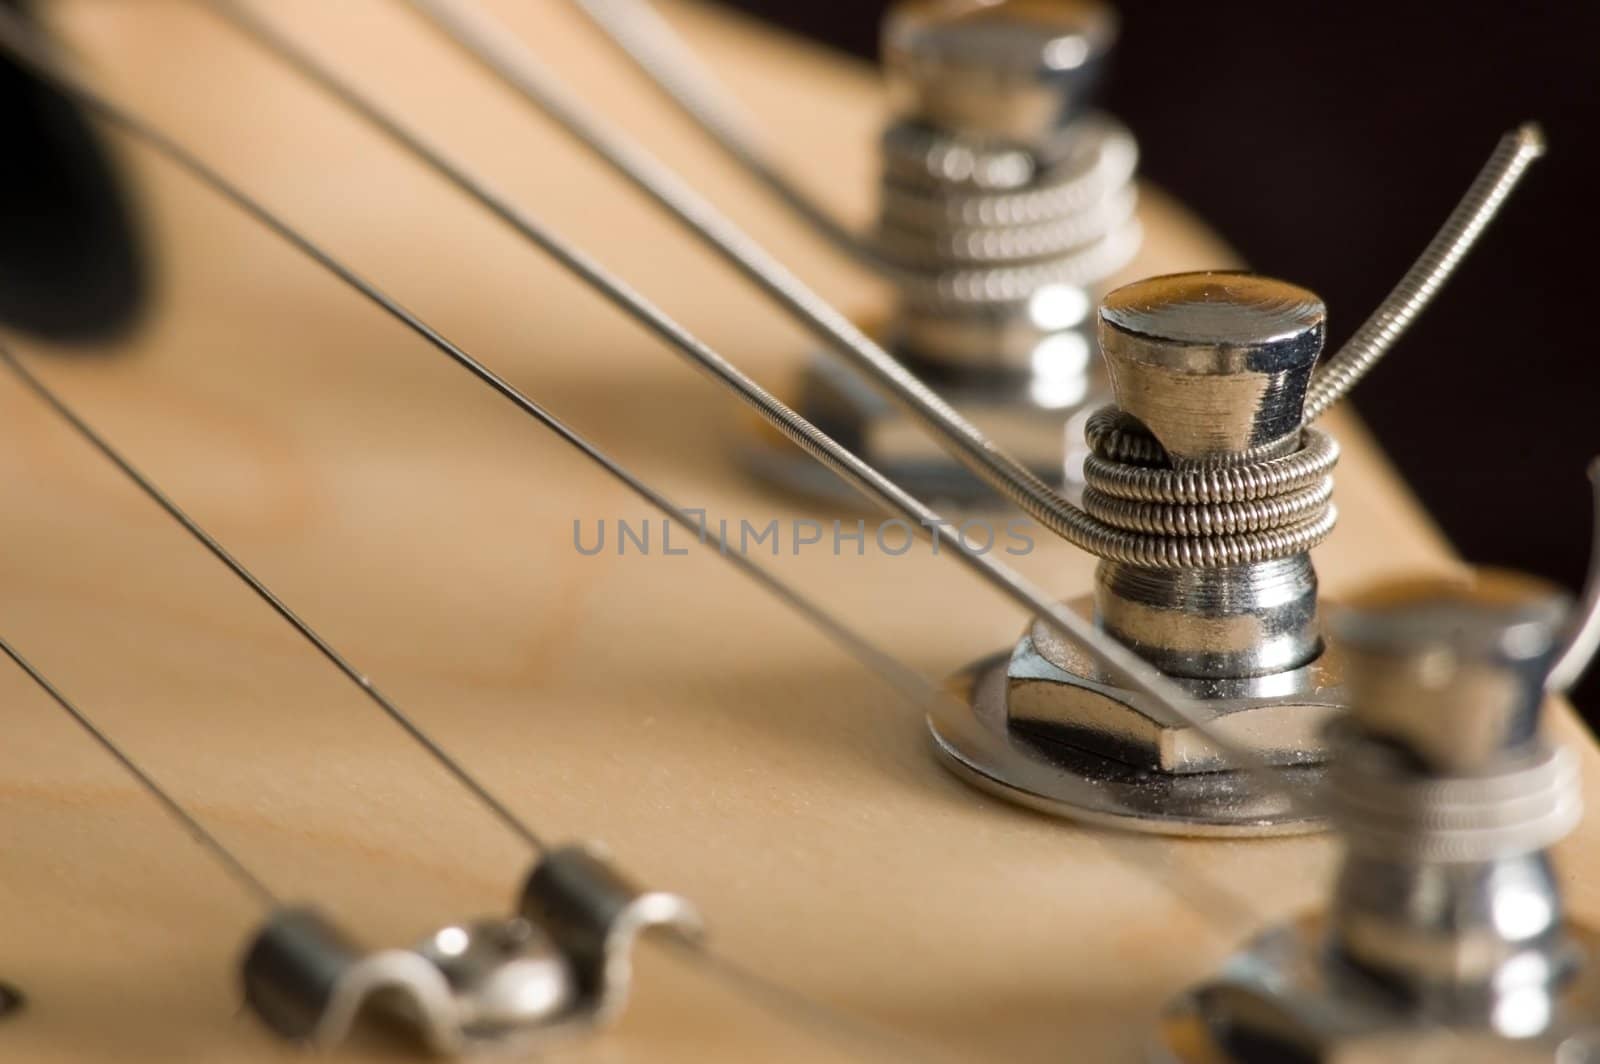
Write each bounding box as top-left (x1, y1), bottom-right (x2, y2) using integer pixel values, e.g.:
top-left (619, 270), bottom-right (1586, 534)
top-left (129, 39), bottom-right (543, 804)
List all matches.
top-left (721, 0), bottom-right (1600, 721)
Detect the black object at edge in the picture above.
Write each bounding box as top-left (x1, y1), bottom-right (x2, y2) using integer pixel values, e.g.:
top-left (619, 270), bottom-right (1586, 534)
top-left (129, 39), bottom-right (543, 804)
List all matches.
top-left (0, 0), bottom-right (146, 343)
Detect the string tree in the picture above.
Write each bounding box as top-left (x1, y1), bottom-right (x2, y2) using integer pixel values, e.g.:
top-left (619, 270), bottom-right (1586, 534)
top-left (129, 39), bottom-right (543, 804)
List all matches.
top-left (242, 843), bottom-right (702, 1055)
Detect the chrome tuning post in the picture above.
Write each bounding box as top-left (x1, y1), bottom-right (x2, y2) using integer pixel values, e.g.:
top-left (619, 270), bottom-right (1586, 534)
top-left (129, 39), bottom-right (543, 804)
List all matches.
top-left (763, 0), bottom-right (1140, 504)
top-left (1158, 492), bottom-right (1600, 1060)
top-left (242, 844), bottom-right (701, 1055)
top-left (929, 125), bottom-right (1544, 835)
top-left (934, 271), bottom-right (1342, 835)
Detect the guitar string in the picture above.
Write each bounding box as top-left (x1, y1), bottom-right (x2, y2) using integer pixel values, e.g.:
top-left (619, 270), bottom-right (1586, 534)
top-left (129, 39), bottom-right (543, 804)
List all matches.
top-left (0, 11), bottom-right (1274, 1055)
top-left (571, 0), bottom-right (869, 264)
top-left (422, 0), bottom-right (1545, 554)
top-left (0, 337), bottom-right (1257, 942)
top-left (0, 22), bottom-right (1267, 928)
top-left (0, 341), bottom-right (549, 851)
top-left (0, 8), bottom-right (1268, 1031)
top-left (0, 342), bottom-right (944, 1063)
top-left (0, 507), bottom-right (941, 1064)
top-left (0, 8), bottom-right (1538, 1058)
top-left (0, 633), bottom-right (279, 908)
top-left (181, 0), bottom-right (1312, 809)
top-left (161, 11), bottom-right (1573, 1063)
top-left (278, 0), bottom-right (1100, 556)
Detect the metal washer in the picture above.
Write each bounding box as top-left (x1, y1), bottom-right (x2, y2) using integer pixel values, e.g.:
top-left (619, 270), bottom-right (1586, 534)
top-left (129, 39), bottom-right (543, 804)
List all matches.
top-left (927, 653), bottom-right (1327, 836)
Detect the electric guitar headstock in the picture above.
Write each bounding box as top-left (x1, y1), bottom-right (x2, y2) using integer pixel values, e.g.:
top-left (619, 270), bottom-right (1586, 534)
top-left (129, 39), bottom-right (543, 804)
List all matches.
top-left (0, 2), bottom-right (1591, 1061)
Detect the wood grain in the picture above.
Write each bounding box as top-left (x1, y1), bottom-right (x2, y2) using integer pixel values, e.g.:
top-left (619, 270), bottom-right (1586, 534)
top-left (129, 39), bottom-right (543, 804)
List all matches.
top-left (0, 2), bottom-right (1591, 1061)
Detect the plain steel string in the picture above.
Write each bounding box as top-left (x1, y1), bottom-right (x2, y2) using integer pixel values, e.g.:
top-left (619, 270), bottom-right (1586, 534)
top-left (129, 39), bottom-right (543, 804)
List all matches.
top-left (0, 343), bottom-right (1220, 1064)
top-left (0, 12), bottom-right (1280, 892)
top-left (404, 0), bottom-right (1545, 553)
top-left (0, 24), bottom-right (1098, 1051)
top-left (0, 335), bottom-right (1255, 946)
top-left (200, 0), bottom-right (1098, 568)
top-left (0, 570), bottom-right (923, 1064)
top-left (0, 634), bottom-right (279, 908)
top-left (392, 0), bottom-right (1100, 544)
top-left (571, 0), bottom-right (872, 265)
top-left (0, 16), bottom-right (1266, 1050)
top-left (0, 8), bottom-right (1263, 943)
top-left (183, 1), bottom-right (1315, 804)
top-left (570, 0), bottom-right (1543, 432)
top-left (0, 347), bottom-right (544, 856)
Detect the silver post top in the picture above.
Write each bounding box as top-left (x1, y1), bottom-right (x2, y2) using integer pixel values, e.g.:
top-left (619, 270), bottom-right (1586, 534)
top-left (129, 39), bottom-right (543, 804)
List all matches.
top-left (1330, 572), bottom-right (1572, 772)
top-left (1097, 271), bottom-right (1325, 462)
top-left (883, 0), bottom-right (1117, 148)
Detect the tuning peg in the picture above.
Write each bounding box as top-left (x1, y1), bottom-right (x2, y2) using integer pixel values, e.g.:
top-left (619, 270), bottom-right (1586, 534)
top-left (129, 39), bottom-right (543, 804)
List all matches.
top-left (756, 1), bottom-right (1140, 505)
top-left (1161, 550), bottom-right (1597, 1060)
top-left (1331, 572), bottom-right (1570, 773)
top-left (931, 271), bottom-right (1345, 836)
top-left (1098, 271), bottom-right (1325, 460)
top-left (883, 0), bottom-right (1118, 153)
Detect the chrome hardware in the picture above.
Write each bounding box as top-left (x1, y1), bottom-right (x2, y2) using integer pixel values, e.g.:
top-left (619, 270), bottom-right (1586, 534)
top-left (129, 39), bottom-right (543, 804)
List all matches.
top-left (1090, 273), bottom-right (1333, 680)
top-left (1157, 493), bottom-right (1600, 1060)
top-left (933, 271), bottom-right (1344, 835)
top-left (929, 128), bottom-right (1543, 835)
top-left (242, 845), bottom-right (701, 1055)
top-left (764, 0), bottom-right (1141, 504)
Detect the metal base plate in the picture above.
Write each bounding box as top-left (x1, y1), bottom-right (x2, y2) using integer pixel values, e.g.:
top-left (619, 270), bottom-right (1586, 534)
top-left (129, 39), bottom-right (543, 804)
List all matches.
top-left (1153, 918), bottom-right (1600, 1062)
top-left (928, 654), bottom-right (1327, 837)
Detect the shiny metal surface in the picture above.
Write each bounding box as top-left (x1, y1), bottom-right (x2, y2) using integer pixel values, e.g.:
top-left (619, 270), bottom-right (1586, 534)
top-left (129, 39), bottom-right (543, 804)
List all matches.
top-left (0, 13), bottom-right (1326, 853)
top-left (1332, 574), bottom-right (1572, 773)
top-left (1326, 576), bottom-right (1586, 1012)
top-left (1011, 598), bottom-right (1341, 773)
top-left (778, 1), bottom-right (1140, 501)
top-left (505, 1), bottom-right (1547, 564)
top-left (1086, 271), bottom-right (1334, 683)
top-left (1095, 557), bottom-right (1323, 679)
top-left (1099, 272), bottom-right (1324, 458)
top-left (884, 0), bottom-right (1117, 149)
top-left (940, 272), bottom-right (1345, 830)
top-left (515, 845), bottom-right (705, 1028)
top-left (1158, 559), bottom-right (1600, 1060)
top-left (1550, 462), bottom-right (1600, 692)
top-left (1156, 918), bottom-right (1600, 1062)
top-left (929, 653), bottom-right (1326, 835)
top-left (241, 846), bottom-right (701, 1054)
top-left (242, 908), bottom-right (573, 1052)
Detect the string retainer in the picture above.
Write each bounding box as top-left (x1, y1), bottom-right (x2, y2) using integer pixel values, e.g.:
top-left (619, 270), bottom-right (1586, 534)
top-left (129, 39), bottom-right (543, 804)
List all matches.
top-left (241, 843), bottom-right (701, 1055)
